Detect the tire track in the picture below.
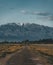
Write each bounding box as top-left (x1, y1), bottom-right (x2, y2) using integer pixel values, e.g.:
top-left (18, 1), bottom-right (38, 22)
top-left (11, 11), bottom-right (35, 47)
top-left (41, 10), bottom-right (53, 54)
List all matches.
top-left (6, 46), bottom-right (53, 65)
top-left (6, 47), bottom-right (35, 65)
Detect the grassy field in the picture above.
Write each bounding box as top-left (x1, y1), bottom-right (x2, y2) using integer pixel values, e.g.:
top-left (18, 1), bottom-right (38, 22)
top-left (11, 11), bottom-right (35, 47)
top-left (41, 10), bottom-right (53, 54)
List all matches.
top-left (0, 43), bottom-right (53, 58)
top-left (0, 43), bottom-right (53, 65)
top-left (29, 44), bottom-right (53, 56)
top-left (0, 44), bottom-right (24, 58)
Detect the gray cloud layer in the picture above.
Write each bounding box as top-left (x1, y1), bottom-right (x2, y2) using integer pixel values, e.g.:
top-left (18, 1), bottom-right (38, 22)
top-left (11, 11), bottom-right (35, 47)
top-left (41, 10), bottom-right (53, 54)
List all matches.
top-left (21, 10), bottom-right (53, 21)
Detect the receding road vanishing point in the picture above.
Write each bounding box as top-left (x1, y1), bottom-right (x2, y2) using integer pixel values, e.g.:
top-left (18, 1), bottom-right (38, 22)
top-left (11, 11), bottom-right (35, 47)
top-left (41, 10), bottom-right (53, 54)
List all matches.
top-left (2, 46), bottom-right (52, 65)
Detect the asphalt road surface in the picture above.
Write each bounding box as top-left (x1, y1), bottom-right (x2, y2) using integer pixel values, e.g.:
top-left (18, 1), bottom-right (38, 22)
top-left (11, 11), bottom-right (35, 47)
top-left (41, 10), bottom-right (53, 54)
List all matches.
top-left (5, 46), bottom-right (53, 65)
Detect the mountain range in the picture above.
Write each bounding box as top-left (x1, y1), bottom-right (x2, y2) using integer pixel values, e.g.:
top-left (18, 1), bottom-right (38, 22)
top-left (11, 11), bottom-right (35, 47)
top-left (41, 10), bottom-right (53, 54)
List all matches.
top-left (0, 23), bottom-right (53, 42)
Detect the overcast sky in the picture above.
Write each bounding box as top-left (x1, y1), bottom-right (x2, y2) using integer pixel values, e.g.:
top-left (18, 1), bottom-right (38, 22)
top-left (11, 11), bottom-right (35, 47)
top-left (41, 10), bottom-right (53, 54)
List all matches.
top-left (0, 0), bottom-right (53, 27)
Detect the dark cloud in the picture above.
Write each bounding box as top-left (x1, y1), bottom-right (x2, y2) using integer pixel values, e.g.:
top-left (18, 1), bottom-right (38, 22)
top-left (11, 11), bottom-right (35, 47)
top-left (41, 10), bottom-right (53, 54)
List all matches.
top-left (48, 16), bottom-right (53, 21)
top-left (21, 10), bottom-right (50, 16)
top-left (36, 12), bottom-right (53, 21)
top-left (21, 10), bottom-right (53, 21)
top-left (36, 12), bottom-right (50, 16)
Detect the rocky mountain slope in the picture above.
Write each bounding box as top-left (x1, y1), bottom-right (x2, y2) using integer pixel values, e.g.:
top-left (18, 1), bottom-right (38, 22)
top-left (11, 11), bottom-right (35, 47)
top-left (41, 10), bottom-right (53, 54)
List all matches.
top-left (0, 23), bottom-right (53, 42)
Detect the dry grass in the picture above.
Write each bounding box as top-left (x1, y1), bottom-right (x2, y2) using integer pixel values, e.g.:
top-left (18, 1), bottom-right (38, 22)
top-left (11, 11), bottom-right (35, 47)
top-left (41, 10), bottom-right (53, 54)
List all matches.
top-left (29, 44), bottom-right (53, 55)
top-left (0, 43), bottom-right (53, 58)
top-left (0, 44), bottom-right (24, 57)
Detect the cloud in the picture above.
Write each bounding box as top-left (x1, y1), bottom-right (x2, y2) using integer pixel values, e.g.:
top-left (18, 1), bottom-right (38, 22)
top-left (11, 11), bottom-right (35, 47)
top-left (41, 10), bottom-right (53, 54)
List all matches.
top-left (21, 10), bottom-right (50, 16)
top-left (47, 15), bottom-right (53, 21)
top-left (20, 10), bottom-right (36, 15)
top-left (20, 10), bottom-right (53, 21)
top-left (38, 15), bottom-right (53, 21)
top-left (20, 10), bottom-right (26, 14)
top-left (36, 12), bottom-right (50, 16)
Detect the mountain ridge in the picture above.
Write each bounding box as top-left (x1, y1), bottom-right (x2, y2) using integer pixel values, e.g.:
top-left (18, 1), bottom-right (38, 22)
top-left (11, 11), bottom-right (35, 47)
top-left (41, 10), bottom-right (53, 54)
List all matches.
top-left (0, 23), bottom-right (53, 42)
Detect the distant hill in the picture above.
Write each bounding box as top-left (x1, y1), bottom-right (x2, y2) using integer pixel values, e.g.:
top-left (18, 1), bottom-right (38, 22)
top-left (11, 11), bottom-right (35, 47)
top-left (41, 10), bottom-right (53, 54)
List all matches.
top-left (0, 23), bottom-right (53, 42)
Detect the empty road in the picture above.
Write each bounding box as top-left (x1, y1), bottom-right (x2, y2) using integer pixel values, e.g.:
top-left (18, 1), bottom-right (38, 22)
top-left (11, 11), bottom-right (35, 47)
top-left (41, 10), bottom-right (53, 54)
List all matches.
top-left (5, 46), bottom-right (53, 65)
